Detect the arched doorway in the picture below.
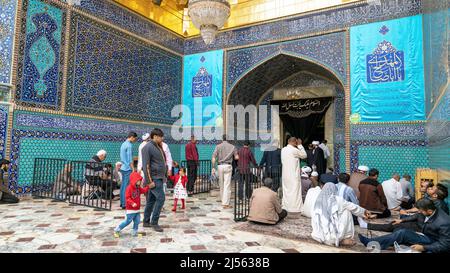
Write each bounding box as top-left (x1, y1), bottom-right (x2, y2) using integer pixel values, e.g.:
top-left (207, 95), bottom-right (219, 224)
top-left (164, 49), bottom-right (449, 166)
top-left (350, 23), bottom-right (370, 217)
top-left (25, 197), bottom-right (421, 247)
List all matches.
top-left (226, 53), bottom-right (346, 172)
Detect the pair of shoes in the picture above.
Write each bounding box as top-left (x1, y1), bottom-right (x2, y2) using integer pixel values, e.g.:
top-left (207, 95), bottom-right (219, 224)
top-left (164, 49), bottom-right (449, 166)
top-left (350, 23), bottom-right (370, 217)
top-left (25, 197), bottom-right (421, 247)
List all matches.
top-left (131, 231), bottom-right (138, 237)
top-left (151, 224), bottom-right (163, 232)
top-left (143, 222), bottom-right (151, 228)
top-left (171, 208), bottom-right (177, 212)
top-left (113, 231), bottom-right (120, 238)
top-left (358, 233), bottom-right (370, 247)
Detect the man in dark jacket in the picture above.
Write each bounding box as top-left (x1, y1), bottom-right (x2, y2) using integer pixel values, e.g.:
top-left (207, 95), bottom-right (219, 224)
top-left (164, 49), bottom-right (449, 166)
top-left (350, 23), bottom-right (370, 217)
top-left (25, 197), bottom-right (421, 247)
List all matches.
top-left (237, 141), bottom-right (257, 199)
top-left (359, 198), bottom-right (450, 253)
top-left (142, 128), bottom-right (167, 232)
top-left (260, 140), bottom-right (282, 192)
top-left (359, 168), bottom-right (391, 218)
top-left (0, 159), bottom-right (19, 204)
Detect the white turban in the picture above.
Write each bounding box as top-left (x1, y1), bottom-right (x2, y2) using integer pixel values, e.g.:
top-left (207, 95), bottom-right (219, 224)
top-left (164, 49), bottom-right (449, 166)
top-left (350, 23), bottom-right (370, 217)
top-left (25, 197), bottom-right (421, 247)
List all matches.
top-left (96, 150), bottom-right (107, 157)
top-left (312, 141), bottom-right (320, 145)
top-left (142, 133), bottom-right (150, 141)
top-left (358, 165), bottom-right (369, 172)
top-left (301, 166), bottom-right (312, 176)
top-left (311, 171), bottom-right (319, 177)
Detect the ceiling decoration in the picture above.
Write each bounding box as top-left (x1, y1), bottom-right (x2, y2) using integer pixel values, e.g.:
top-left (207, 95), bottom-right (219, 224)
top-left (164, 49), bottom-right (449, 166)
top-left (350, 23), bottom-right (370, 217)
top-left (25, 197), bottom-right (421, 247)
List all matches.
top-left (113, 0), bottom-right (360, 37)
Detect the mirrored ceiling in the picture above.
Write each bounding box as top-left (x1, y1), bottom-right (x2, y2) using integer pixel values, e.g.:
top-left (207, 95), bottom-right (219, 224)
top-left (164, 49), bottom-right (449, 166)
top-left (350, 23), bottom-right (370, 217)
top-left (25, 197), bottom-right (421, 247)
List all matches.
top-left (113, 0), bottom-right (360, 37)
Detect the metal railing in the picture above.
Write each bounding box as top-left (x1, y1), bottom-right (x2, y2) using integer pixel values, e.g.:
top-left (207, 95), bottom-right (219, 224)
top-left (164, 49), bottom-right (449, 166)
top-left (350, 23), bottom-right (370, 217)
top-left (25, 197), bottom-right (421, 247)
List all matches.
top-left (180, 160), bottom-right (212, 194)
top-left (234, 165), bottom-right (282, 222)
top-left (32, 158), bottom-right (116, 210)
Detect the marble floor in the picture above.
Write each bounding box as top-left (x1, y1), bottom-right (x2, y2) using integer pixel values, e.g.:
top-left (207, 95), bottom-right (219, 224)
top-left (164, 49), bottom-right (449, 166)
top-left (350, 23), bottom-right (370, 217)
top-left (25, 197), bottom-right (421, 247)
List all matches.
top-left (0, 191), bottom-right (360, 253)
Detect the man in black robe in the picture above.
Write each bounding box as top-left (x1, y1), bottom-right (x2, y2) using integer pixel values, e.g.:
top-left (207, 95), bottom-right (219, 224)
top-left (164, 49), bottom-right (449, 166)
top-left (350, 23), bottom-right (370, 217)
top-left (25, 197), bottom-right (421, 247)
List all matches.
top-left (307, 141), bottom-right (326, 175)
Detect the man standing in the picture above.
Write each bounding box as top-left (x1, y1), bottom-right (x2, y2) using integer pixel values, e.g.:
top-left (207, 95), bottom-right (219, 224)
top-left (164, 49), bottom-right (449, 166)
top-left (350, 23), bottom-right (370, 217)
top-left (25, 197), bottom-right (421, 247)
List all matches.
top-left (382, 173), bottom-right (404, 210)
top-left (212, 135), bottom-right (238, 209)
top-left (281, 137), bottom-right (307, 213)
top-left (259, 139), bottom-right (282, 192)
top-left (308, 141), bottom-right (326, 175)
top-left (161, 140), bottom-right (173, 194)
top-left (142, 128), bottom-right (167, 232)
top-left (237, 140), bottom-right (257, 200)
top-left (137, 133), bottom-right (150, 180)
top-left (120, 132), bottom-right (138, 209)
top-left (185, 135), bottom-right (199, 195)
top-left (348, 165), bottom-right (369, 200)
top-left (319, 140), bottom-right (331, 166)
top-left (359, 168), bottom-right (391, 218)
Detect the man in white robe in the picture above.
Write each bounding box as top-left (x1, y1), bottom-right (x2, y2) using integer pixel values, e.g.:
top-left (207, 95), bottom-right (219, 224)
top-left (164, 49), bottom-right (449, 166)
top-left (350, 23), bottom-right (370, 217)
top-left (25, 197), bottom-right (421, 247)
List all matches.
top-left (311, 183), bottom-right (370, 247)
top-left (281, 137), bottom-right (307, 213)
top-left (137, 133), bottom-right (151, 180)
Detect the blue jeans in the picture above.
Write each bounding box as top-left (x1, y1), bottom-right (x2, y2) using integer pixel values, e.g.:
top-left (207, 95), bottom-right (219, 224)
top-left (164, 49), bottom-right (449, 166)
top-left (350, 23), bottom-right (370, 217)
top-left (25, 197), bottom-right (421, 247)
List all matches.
top-left (143, 179), bottom-right (165, 225)
top-left (120, 170), bottom-right (132, 208)
top-left (115, 212), bottom-right (140, 234)
top-left (371, 229), bottom-right (433, 250)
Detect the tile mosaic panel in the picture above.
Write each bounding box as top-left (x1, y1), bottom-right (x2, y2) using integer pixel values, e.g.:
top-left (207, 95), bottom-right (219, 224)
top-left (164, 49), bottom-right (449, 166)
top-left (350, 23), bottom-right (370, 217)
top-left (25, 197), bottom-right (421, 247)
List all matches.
top-left (66, 13), bottom-right (182, 124)
top-left (350, 140), bottom-right (429, 185)
top-left (64, 0), bottom-right (184, 54)
top-left (0, 0), bottom-right (17, 84)
top-left (0, 104), bottom-right (8, 158)
top-left (15, 0), bottom-right (66, 110)
top-left (423, 1), bottom-right (449, 114)
top-left (184, 0), bottom-right (421, 54)
top-left (226, 32), bottom-right (346, 92)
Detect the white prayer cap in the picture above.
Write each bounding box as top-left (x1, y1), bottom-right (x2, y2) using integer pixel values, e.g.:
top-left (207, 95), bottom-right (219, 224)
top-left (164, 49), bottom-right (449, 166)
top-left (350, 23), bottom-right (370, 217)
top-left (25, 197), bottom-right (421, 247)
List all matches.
top-left (301, 166), bottom-right (312, 173)
top-left (358, 165), bottom-right (369, 172)
top-left (312, 141), bottom-right (320, 145)
top-left (142, 133), bottom-right (150, 141)
top-left (115, 161), bottom-right (122, 166)
top-left (97, 150), bottom-right (107, 157)
top-left (311, 171), bottom-right (319, 177)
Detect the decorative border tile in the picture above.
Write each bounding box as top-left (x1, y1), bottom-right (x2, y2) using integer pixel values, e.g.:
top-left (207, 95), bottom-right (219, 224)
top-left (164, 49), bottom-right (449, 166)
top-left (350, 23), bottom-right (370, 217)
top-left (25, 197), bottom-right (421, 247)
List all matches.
top-left (351, 123), bottom-right (427, 140)
top-left (0, 0), bottom-right (17, 84)
top-left (184, 0), bottom-right (422, 54)
top-left (0, 104), bottom-right (8, 158)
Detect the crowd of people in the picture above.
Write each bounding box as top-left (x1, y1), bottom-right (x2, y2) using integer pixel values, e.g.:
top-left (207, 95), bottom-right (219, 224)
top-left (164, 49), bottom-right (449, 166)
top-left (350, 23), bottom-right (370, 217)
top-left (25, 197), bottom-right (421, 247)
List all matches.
top-left (1, 130), bottom-right (449, 253)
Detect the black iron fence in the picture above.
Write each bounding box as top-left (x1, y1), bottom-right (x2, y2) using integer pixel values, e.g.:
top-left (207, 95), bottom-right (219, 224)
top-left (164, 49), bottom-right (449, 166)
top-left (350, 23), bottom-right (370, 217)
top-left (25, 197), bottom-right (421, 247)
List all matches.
top-left (180, 160), bottom-right (212, 194)
top-left (234, 165), bottom-right (282, 222)
top-left (32, 158), bottom-right (116, 210)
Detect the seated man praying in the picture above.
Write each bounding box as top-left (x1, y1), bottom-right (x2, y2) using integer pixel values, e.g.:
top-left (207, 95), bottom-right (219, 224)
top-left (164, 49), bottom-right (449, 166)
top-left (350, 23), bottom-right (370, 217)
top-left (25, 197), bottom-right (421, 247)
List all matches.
top-left (248, 178), bottom-right (287, 225)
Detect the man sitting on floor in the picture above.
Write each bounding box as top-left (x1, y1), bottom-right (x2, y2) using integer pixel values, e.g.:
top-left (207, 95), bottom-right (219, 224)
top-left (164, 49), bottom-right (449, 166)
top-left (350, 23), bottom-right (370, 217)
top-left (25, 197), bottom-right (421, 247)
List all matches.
top-left (401, 182), bottom-right (449, 216)
top-left (359, 168), bottom-right (391, 218)
top-left (359, 198), bottom-right (450, 253)
top-left (248, 178), bottom-right (287, 225)
top-left (0, 159), bottom-right (19, 204)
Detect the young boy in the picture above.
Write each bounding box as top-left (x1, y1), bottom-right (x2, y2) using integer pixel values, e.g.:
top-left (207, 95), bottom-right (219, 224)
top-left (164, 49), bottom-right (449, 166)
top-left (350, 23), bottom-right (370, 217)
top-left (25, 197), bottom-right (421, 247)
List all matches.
top-left (114, 172), bottom-right (149, 237)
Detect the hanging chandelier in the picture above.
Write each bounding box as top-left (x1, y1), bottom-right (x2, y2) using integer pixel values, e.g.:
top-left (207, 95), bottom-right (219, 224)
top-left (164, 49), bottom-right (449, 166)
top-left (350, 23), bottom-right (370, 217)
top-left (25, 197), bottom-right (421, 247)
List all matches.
top-left (188, 0), bottom-right (231, 45)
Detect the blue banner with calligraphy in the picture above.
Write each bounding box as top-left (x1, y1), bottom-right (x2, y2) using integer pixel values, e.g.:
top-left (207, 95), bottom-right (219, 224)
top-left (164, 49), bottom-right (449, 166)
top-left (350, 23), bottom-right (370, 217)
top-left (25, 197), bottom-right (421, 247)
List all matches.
top-left (183, 50), bottom-right (223, 127)
top-left (350, 15), bottom-right (425, 122)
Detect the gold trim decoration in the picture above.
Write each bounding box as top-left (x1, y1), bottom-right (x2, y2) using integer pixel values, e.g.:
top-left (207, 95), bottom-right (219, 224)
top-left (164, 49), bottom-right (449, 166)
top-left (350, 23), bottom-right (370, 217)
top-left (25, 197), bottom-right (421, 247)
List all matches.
top-left (60, 8), bottom-right (72, 113)
top-left (222, 50), bottom-right (228, 134)
top-left (345, 29), bottom-right (351, 172)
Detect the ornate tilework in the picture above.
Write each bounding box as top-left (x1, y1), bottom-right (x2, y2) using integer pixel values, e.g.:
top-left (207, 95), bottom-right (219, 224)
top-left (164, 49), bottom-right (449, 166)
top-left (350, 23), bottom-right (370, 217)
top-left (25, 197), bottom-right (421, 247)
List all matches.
top-left (65, 13), bottom-right (182, 123)
top-left (67, 0), bottom-right (184, 54)
top-left (15, 0), bottom-right (66, 110)
top-left (0, 104), bottom-right (8, 158)
top-left (334, 143), bottom-right (346, 174)
top-left (0, 0), bottom-right (17, 84)
top-left (350, 140), bottom-right (428, 180)
top-left (13, 110), bottom-right (176, 142)
top-left (226, 32), bottom-right (346, 92)
top-left (184, 0), bottom-right (421, 54)
top-left (351, 124), bottom-right (427, 140)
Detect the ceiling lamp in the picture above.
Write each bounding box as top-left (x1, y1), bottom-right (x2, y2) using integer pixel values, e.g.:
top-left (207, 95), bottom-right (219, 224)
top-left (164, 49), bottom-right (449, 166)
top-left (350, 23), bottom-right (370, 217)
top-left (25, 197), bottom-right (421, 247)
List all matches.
top-left (188, 0), bottom-right (231, 45)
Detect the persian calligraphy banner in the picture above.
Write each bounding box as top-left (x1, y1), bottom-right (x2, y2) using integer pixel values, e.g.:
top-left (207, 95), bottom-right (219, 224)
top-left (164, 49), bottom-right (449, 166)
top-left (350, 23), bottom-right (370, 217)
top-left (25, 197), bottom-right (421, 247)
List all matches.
top-left (182, 50), bottom-right (223, 127)
top-left (350, 15), bottom-right (425, 122)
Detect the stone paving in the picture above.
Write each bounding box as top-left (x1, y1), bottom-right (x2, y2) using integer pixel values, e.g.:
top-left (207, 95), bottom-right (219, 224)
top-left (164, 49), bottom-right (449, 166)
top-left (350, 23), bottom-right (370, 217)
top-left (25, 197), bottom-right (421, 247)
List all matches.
top-left (0, 192), bottom-right (359, 253)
